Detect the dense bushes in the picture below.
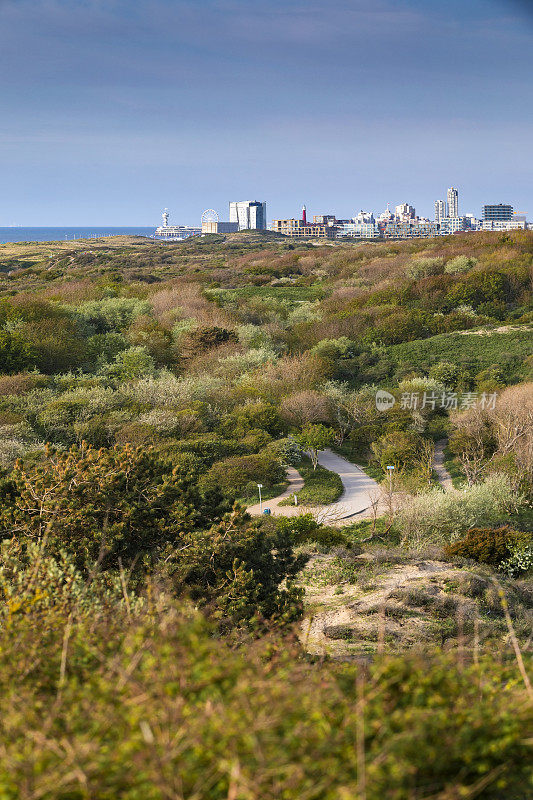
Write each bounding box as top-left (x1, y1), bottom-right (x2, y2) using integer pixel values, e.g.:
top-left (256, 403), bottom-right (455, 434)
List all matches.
top-left (0, 443), bottom-right (308, 627)
top-left (0, 604), bottom-right (531, 799)
top-left (444, 525), bottom-right (532, 565)
top-left (0, 443), bottom-right (231, 570)
top-left (397, 475), bottom-right (514, 547)
top-left (200, 449), bottom-right (286, 496)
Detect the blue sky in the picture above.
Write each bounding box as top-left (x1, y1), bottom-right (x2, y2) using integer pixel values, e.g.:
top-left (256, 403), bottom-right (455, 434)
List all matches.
top-left (0, 0), bottom-right (532, 225)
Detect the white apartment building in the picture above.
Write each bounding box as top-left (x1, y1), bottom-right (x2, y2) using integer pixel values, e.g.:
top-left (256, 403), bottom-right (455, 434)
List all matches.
top-left (353, 210), bottom-right (375, 224)
top-left (336, 222), bottom-right (380, 238)
top-left (229, 201), bottom-right (267, 230)
top-left (438, 216), bottom-right (467, 235)
top-left (447, 187), bottom-right (459, 218)
top-left (434, 200), bottom-right (446, 223)
top-left (482, 219), bottom-right (527, 231)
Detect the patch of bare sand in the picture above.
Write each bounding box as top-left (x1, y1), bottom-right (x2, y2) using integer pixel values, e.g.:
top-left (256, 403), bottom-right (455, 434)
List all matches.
top-left (299, 553), bottom-right (472, 658)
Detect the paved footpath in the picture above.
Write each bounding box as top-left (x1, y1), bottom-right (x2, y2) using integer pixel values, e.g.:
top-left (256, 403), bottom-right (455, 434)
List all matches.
top-left (433, 439), bottom-right (454, 491)
top-left (247, 449), bottom-right (383, 522)
top-left (246, 466), bottom-right (305, 518)
top-left (316, 448), bottom-right (383, 521)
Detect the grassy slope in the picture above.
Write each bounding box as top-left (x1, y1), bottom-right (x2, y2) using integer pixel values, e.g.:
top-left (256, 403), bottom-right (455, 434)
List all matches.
top-left (386, 327), bottom-right (533, 382)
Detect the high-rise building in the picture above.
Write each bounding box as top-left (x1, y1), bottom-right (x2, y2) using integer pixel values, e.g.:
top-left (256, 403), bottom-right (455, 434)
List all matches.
top-left (447, 187), bottom-right (459, 218)
top-left (483, 204), bottom-right (513, 221)
top-left (395, 203), bottom-right (416, 222)
top-left (434, 200), bottom-right (446, 223)
top-left (229, 201), bottom-right (267, 230)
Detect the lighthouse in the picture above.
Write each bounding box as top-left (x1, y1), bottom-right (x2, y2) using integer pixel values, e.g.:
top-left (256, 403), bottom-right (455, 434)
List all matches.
top-left (302, 205), bottom-right (307, 224)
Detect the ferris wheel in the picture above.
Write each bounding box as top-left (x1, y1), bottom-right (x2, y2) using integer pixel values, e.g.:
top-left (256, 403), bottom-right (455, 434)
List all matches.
top-left (201, 209), bottom-right (219, 225)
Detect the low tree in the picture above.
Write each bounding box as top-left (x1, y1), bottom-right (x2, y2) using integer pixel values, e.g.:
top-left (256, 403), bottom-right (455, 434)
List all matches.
top-left (279, 389), bottom-right (332, 428)
top-left (296, 423), bottom-right (334, 471)
top-left (371, 430), bottom-right (429, 474)
top-left (449, 408), bottom-right (497, 485)
top-left (164, 505), bottom-right (307, 627)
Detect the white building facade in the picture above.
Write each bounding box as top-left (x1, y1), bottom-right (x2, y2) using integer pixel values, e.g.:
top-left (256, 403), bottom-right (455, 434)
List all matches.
top-left (229, 201), bottom-right (267, 230)
top-left (336, 222), bottom-right (380, 238)
top-left (434, 200), bottom-right (446, 223)
top-left (447, 187), bottom-right (459, 218)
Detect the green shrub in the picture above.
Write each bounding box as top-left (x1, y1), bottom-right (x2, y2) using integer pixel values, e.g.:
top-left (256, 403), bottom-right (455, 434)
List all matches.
top-left (445, 255), bottom-right (478, 274)
top-left (371, 430), bottom-right (429, 473)
top-left (107, 345), bottom-right (156, 379)
top-left (444, 526), bottom-right (532, 565)
top-left (0, 442), bottom-right (231, 571)
top-left (276, 514), bottom-right (352, 548)
top-left (74, 297), bottom-right (151, 333)
top-left (500, 542), bottom-right (533, 577)
top-left (405, 257), bottom-right (444, 279)
top-left (201, 450), bottom-right (286, 496)
top-left (397, 475), bottom-right (515, 547)
top-left (0, 330), bottom-right (35, 374)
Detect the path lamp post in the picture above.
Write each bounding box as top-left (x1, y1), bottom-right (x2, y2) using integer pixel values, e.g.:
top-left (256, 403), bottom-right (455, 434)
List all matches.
top-left (257, 483), bottom-right (263, 514)
top-left (386, 465), bottom-right (395, 494)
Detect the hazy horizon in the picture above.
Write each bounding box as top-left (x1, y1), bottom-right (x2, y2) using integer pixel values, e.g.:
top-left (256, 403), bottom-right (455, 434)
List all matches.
top-left (1, 0), bottom-right (532, 227)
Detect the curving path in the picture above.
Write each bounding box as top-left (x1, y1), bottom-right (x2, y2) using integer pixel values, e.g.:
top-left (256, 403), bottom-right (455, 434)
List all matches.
top-left (246, 467), bottom-right (305, 518)
top-left (315, 449), bottom-right (383, 521)
top-left (246, 449), bottom-right (383, 523)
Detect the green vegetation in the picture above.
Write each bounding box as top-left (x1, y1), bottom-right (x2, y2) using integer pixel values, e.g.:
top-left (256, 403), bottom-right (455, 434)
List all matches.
top-left (384, 327), bottom-right (532, 385)
top-left (0, 230), bottom-right (532, 797)
top-left (0, 602), bottom-right (531, 799)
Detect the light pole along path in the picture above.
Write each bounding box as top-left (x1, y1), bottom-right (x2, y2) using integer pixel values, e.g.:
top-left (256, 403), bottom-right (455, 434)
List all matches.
top-left (246, 449), bottom-right (383, 523)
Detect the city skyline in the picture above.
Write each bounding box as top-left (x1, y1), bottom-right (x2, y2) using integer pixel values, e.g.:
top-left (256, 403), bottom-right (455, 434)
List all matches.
top-left (1, 0), bottom-right (532, 226)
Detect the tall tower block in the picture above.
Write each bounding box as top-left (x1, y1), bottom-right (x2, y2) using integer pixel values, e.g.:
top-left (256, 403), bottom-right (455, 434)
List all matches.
top-left (447, 187), bottom-right (459, 218)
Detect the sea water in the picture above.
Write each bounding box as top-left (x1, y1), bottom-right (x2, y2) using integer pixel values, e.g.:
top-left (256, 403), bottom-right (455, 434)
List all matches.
top-left (0, 227), bottom-right (155, 244)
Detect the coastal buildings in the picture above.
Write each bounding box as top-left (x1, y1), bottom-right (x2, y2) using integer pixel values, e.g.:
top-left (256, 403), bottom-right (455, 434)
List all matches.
top-left (481, 204), bottom-right (527, 230)
top-left (381, 220), bottom-right (439, 238)
top-left (336, 221), bottom-right (380, 238)
top-left (482, 219), bottom-right (527, 231)
top-left (434, 200), bottom-right (446, 223)
top-left (438, 217), bottom-right (467, 235)
top-left (229, 201), bottom-right (267, 231)
top-left (270, 217), bottom-right (334, 238)
top-left (154, 209), bottom-right (201, 241)
top-left (395, 203), bottom-right (416, 222)
top-left (157, 190), bottom-right (529, 242)
top-left (202, 221), bottom-right (239, 234)
top-left (483, 204), bottom-right (513, 221)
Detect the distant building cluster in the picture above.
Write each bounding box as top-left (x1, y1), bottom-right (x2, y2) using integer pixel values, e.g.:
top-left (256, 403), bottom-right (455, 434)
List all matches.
top-left (154, 190), bottom-right (530, 241)
top-left (272, 188), bottom-right (530, 240)
top-left (155, 201), bottom-right (267, 240)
